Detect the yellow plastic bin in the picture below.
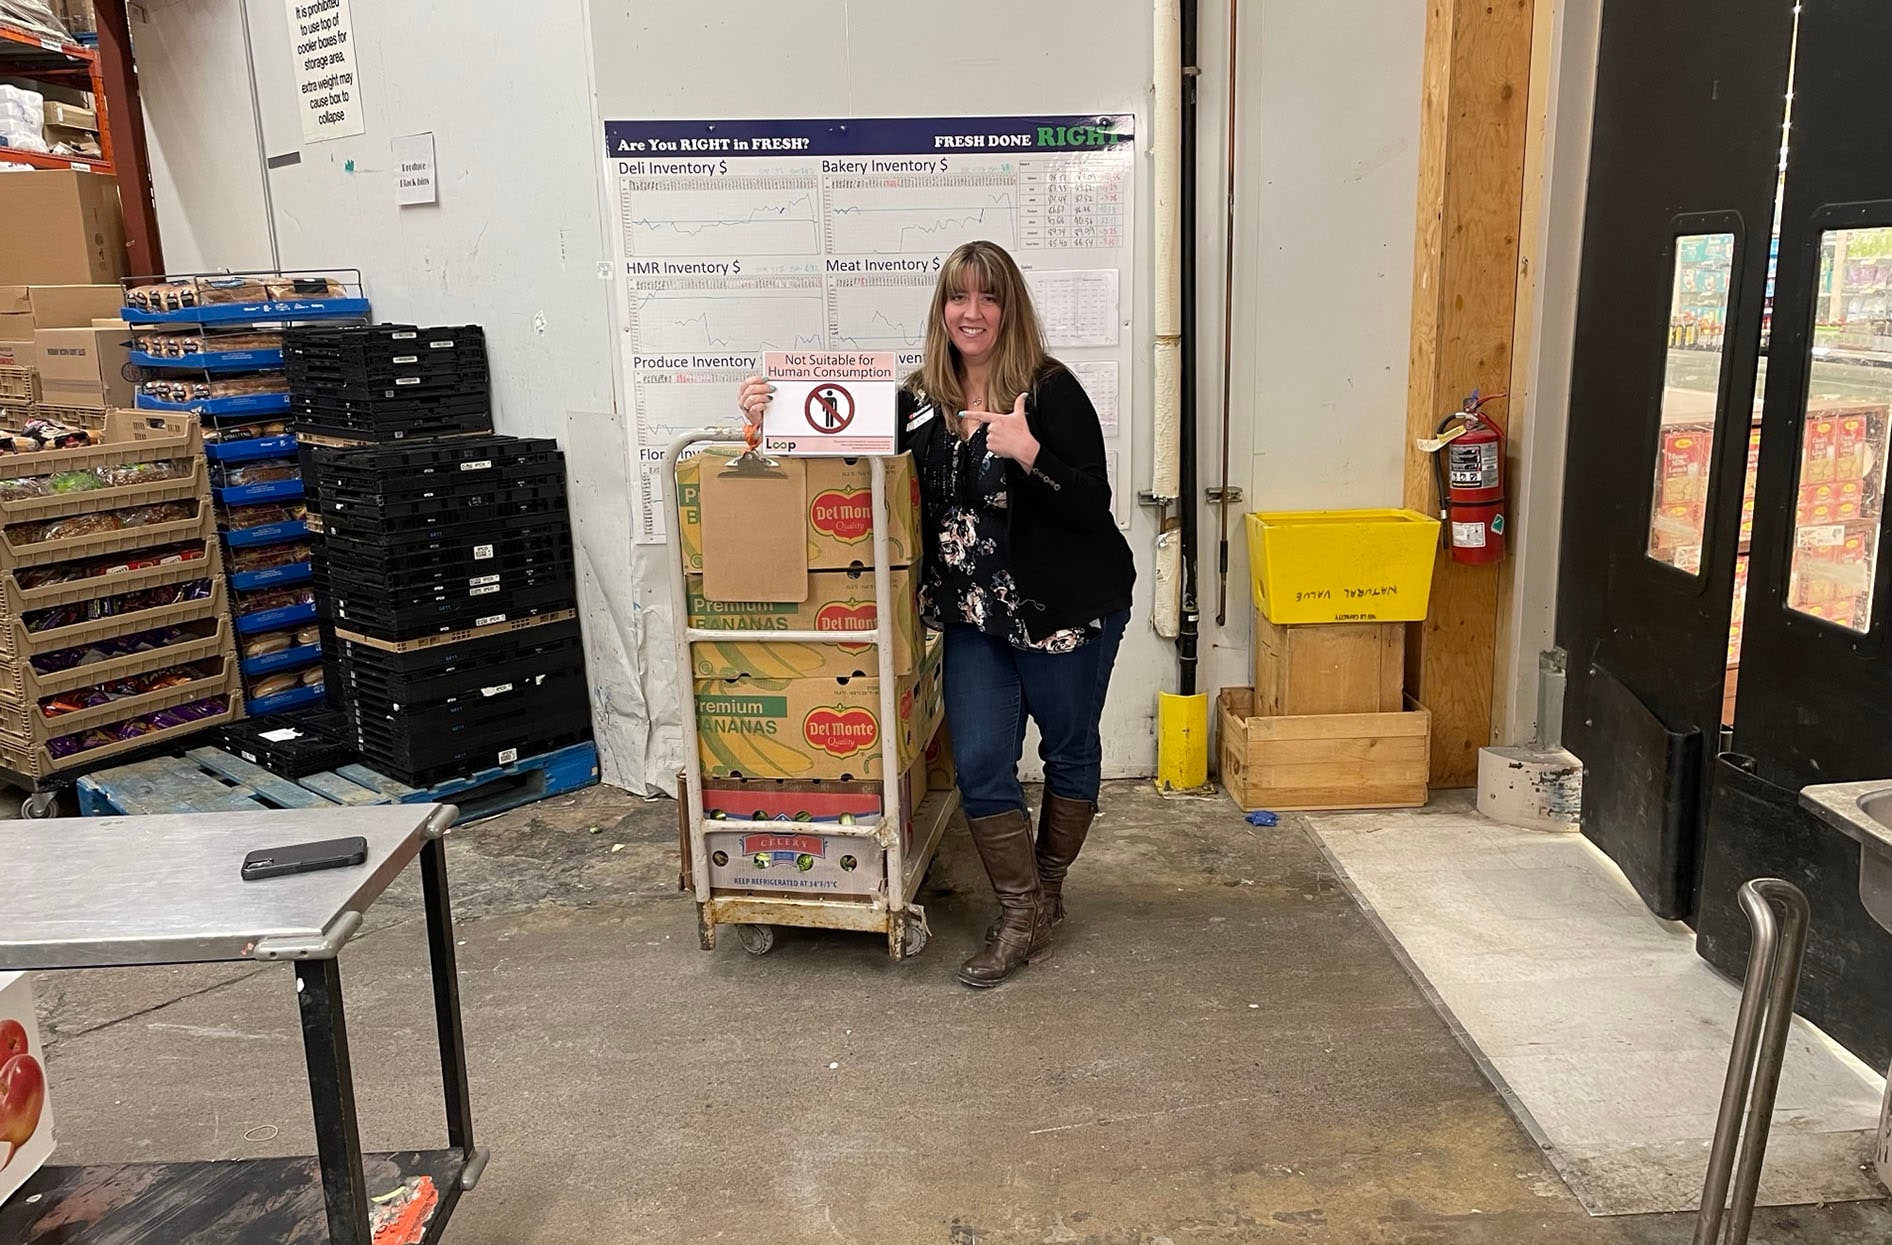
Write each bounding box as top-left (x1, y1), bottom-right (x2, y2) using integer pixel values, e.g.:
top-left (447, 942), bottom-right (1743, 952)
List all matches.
top-left (1247, 508), bottom-right (1442, 624)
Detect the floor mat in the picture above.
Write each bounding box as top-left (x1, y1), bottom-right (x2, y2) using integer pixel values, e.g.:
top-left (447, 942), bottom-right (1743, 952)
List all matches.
top-left (1308, 794), bottom-right (1887, 1216)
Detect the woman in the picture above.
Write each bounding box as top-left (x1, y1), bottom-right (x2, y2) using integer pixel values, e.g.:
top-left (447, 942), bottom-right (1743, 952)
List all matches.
top-left (738, 241), bottom-right (1135, 987)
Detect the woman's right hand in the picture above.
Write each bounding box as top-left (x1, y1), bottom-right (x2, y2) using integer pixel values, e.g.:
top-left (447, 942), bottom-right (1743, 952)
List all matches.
top-left (736, 375), bottom-right (774, 426)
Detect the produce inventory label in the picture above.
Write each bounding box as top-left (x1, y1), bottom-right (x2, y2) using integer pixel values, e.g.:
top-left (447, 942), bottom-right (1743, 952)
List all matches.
top-left (601, 115), bottom-right (1137, 542)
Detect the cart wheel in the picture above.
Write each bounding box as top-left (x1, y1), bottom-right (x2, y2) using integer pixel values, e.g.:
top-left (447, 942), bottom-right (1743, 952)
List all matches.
top-left (21, 791), bottom-right (58, 820)
top-left (736, 924), bottom-right (777, 956)
top-left (903, 912), bottom-right (930, 958)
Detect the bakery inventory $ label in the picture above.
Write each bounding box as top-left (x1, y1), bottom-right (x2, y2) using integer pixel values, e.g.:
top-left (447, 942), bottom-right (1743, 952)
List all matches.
top-left (603, 115), bottom-right (1137, 543)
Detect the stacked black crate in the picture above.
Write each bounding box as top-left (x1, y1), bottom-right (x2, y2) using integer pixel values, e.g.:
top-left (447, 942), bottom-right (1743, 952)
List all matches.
top-left (285, 325), bottom-right (591, 787)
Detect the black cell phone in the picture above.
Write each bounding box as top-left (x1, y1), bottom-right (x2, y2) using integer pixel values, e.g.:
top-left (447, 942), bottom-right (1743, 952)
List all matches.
top-left (240, 836), bottom-right (368, 881)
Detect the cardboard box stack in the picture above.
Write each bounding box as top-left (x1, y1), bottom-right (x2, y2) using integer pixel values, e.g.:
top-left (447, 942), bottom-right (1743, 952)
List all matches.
top-left (289, 324), bottom-right (593, 786)
top-left (1221, 608), bottom-right (1430, 812)
top-left (679, 446), bottom-right (948, 898)
top-left (0, 284), bottom-right (124, 427)
top-left (0, 411), bottom-right (240, 780)
top-left (1786, 399), bottom-right (1888, 631)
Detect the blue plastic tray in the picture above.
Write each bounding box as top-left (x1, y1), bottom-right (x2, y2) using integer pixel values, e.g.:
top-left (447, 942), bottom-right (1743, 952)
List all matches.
top-left (216, 477), bottom-right (305, 506)
top-left (235, 600), bottom-right (318, 635)
top-left (223, 519), bottom-right (311, 548)
top-left (205, 434), bottom-right (298, 463)
top-left (245, 683), bottom-right (328, 716)
top-left (240, 643), bottom-right (323, 679)
top-left (230, 560), bottom-right (313, 593)
top-left (121, 298), bottom-right (371, 326)
top-left (136, 392), bottom-right (292, 416)
top-left (129, 348), bottom-right (286, 372)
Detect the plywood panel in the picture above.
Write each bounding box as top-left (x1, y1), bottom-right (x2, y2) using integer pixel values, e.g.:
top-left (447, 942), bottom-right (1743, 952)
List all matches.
top-left (1402, 0), bottom-right (1539, 785)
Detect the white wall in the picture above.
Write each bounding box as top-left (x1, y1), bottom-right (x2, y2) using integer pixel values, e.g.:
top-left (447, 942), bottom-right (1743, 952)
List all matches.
top-left (1197, 0), bottom-right (1427, 698)
top-left (136, 0), bottom-right (1428, 792)
top-left (134, 0), bottom-right (274, 272)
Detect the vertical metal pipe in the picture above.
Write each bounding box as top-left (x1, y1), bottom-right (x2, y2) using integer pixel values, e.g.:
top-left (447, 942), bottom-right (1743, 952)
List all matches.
top-left (238, 0), bottom-right (284, 271)
top-left (1177, 0), bottom-right (1201, 694)
top-left (1214, 0), bottom-right (1240, 627)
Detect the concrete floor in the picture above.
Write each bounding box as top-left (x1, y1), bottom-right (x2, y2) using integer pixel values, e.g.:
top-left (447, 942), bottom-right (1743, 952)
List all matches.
top-left (31, 781), bottom-right (1892, 1243)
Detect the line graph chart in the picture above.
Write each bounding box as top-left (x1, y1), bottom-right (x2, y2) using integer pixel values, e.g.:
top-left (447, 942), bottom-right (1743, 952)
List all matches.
top-left (826, 175), bottom-right (1019, 254)
top-left (629, 283), bottom-right (826, 354)
top-left (829, 272), bottom-right (935, 351)
top-left (621, 176), bottom-right (822, 256)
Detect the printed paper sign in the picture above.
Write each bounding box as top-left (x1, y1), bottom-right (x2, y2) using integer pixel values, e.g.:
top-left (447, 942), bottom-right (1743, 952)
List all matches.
top-left (762, 351), bottom-right (898, 455)
top-left (392, 132), bottom-right (437, 205)
top-left (284, 0), bottom-right (366, 143)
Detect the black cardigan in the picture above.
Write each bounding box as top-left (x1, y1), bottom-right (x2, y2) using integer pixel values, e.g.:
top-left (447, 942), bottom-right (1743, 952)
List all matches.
top-left (899, 363), bottom-right (1136, 641)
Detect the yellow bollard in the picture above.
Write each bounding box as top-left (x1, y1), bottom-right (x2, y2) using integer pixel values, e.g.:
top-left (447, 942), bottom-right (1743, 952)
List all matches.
top-left (1155, 691), bottom-right (1210, 790)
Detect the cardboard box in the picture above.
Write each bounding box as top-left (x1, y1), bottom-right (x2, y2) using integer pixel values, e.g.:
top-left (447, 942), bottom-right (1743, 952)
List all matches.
top-left (924, 722), bottom-right (955, 793)
top-left (42, 101), bottom-right (97, 132)
top-left (0, 972), bottom-right (54, 1204)
top-left (677, 448), bottom-right (920, 573)
top-left (0, 172), bottom-right (127, 286)
top-left (1251, 612), bottom-right (1404, 717)
top-left (1801, 418), bottom-right (1839, 485)
top-left (55, 0), bottom-right (96, 34)
top-left (694, 632), bottom-right (944, 781)
top-left (687, 566), bottom-right (920, 679)
top-left (34, 325), bottom-right (132, 409)
top-left (701, 754), bottom-right (927, 897)
top-left (0, 284), bottom-right (125, 345)
top-left (1218, 686), bottom-right (1429, 812)
top-left (1658, 427), bottom-right (1713, 505)
top-left (1650, 502), bottom-right (1707, 553)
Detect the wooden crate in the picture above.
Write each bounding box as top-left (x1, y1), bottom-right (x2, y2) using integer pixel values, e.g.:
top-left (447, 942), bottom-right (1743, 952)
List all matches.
top-left (1251, 610), bottom-right (1404, 717)
top-left (1218, 686), bottom-right (1429, 812)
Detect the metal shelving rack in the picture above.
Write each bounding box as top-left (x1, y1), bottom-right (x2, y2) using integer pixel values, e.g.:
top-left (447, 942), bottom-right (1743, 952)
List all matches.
top-left (664, 428), bottom-right (957, 960)
top-left (0, 21), bottom-right (112, 172)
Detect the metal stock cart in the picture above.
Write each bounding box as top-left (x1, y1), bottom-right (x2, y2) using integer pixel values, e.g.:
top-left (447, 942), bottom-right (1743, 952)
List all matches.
top-left (664, 428), bottom-right (957, 959)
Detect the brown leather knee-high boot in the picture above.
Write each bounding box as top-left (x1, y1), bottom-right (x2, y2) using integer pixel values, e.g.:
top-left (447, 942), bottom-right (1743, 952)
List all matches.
top-left (986, 793), bottom-right (1098, 941)
top-left (1034, 792), bottom-right (1096, 927)
top-left (957, 808), bottom-right (1050, 987)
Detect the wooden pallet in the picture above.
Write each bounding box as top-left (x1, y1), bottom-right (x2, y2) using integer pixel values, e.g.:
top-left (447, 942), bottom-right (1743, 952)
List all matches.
top-left (76, 740), bottom-right (599, 823)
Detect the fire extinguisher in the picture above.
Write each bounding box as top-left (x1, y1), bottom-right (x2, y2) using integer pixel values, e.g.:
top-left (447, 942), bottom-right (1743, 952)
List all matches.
top-left (1433, 390), bottom-right (1506, 565)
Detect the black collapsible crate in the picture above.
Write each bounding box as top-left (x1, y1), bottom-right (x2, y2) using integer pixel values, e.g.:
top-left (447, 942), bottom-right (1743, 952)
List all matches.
top-left (218, 707), bottom-right (357, 779)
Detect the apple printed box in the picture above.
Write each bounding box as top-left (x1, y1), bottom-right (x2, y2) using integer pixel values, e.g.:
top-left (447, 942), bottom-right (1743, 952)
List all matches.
top-left (674, 449), bottom-right (920, 573)
top-left (0, 972), bottom-right (52, 1206)
top-left (687, 565), bottom-right (922, 679)
top-left (694, 633), bottom-right (944, 782)
top-left (760, 351), bottom-right (900, 457)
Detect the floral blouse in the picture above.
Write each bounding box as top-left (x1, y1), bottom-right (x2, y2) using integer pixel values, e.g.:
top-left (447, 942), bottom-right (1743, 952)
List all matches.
top-left (918, 415), bottom-right (1095, 654)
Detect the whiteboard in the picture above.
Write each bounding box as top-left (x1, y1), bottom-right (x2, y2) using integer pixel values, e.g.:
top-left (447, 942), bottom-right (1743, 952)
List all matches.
top-left (601, 114), bottom-right (1137, 541)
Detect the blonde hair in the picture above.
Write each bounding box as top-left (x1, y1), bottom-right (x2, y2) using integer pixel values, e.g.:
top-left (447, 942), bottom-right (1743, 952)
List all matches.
top-left (907, 241), bottom-right (1050, 416)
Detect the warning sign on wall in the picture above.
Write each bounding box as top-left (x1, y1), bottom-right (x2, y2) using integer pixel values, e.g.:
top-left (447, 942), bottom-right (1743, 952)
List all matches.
top-left (284, 0), bottom-right (366, 144)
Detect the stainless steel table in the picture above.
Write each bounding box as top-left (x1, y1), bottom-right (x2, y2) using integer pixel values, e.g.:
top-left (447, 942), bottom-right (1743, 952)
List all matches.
top-left (0, 804), bottom-right (484, 1245)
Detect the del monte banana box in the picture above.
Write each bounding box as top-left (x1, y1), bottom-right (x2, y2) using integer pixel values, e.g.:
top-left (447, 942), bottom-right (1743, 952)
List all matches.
top-left (677, 449), bottom-right (919, 572)
top-left (694, 632), bottom-right (943, 781)
top-left (688, 566), bottom-right (919, 678)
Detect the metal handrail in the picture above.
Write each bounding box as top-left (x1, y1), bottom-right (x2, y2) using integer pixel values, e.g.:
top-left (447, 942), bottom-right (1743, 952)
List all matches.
top-left (1693, 878), bottom-right (1811, 1245)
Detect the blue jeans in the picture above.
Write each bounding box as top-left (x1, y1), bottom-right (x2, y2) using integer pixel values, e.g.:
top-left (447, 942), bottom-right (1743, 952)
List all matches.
top-left (942, 610), bottom-right (1129, 819)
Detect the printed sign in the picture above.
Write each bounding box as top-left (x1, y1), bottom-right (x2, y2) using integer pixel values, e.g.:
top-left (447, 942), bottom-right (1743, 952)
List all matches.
top-left (393, 132), bottom-right (438, 205)
top-left (284, 0), bottom-right (366, 143)
top-left (762, 351), bottom-right (898, 455)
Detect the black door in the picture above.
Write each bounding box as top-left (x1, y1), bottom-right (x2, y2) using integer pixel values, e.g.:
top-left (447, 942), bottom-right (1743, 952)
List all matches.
top-left (1556, 0), bottom-right (1795, 920)
top-left (1694, 1), bottom-right (1892, 1067)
